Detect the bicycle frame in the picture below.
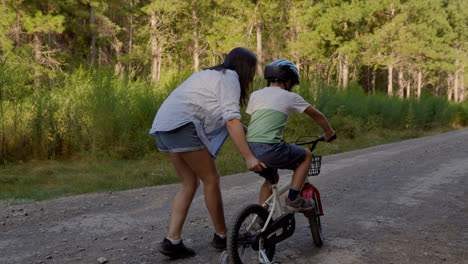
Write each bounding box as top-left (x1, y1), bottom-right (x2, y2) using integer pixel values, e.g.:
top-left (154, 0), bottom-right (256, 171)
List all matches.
top-left (228, 135), bottom-right (335, 264)
top-left (257, 181), bottom-right (287, 263)
top-left (255, 136), bottom-right (331, 263)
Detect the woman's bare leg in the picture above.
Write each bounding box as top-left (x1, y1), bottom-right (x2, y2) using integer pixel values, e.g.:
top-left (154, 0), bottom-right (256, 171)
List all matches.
top-left (166, 152), bottom-right (200, 240)
top-left (179, 149), bottom-right (227, 236)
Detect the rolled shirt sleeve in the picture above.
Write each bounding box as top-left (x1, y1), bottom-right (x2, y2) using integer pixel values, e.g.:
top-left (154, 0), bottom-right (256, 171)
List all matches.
top-left (217, 70), bottom-right (242, 123)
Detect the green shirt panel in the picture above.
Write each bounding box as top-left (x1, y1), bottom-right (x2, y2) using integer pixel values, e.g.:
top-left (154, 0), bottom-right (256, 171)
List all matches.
top-left (246, 109), bottom-right (288, 143)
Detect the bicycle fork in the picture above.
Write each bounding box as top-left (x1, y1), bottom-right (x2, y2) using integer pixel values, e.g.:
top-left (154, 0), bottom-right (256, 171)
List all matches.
top-left (258, 184), bottom-right (296, 263)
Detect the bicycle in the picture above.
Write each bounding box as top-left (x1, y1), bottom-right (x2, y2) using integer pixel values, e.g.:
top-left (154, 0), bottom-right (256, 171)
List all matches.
top-left (220, 135), bottom-right (334, 264)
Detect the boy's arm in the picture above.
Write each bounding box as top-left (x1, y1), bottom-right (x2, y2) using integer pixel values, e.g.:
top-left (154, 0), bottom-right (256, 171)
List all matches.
top-left (304, 106), bottom-right (335, 141)
top-left (226, 119), bottom-right (267, 172)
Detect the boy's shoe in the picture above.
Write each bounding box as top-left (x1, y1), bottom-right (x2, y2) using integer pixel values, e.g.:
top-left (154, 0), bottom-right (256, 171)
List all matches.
top-left (211, 233), bottom-right (227, 250)
top-left (284, 196), bottom-right (315, 213)
top-left (158, 238), bottom-right (196, 259)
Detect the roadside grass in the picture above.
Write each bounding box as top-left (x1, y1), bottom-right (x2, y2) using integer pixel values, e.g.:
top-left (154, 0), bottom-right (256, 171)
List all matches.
top-left (0, 153), bottom-right (179, 202)
top-left (0, 125), bottom-right (456, 203)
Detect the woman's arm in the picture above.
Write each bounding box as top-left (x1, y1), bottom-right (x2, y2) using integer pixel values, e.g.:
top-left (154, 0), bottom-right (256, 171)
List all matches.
top-left (226, 119), bottom-right (266, 172)
top-left (304, 106), bottom-right (335, 141)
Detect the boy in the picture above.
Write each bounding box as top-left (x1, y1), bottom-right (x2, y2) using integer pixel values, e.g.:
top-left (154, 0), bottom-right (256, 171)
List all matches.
top-left (246, 59), bottom-right (335, 212)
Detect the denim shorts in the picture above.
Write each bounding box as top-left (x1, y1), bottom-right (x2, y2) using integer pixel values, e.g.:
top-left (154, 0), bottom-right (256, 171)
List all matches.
top-left (248, 141), bottom-right (306, 179)
top-left (154, 123), bottom-right (206, 152)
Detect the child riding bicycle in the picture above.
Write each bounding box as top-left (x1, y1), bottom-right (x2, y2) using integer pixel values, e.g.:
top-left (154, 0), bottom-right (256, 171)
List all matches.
top-left (246, 59), bottom-right (335, 212)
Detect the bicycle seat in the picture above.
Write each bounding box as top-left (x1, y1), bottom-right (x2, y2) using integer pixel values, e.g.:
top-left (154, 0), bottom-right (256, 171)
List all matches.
top-left (257, 166), bottom-right (278, 184)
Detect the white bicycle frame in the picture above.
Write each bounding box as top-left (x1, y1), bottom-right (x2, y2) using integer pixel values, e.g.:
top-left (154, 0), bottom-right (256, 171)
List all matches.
top-left (255, 177), bottom-right (310, 264)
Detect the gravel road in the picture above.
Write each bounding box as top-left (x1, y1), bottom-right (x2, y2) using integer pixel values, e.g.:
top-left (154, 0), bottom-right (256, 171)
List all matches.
top-left (1, 129), bottom-right (467, 264)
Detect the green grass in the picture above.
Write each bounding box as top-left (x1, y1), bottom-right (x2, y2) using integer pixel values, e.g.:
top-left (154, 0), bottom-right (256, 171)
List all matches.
top-left (0, 152), bottom-right (179, 201)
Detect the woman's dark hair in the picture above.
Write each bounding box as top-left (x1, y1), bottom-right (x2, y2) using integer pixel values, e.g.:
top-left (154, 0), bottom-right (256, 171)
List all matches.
top-left (207, 47), bottom-right (257, 106)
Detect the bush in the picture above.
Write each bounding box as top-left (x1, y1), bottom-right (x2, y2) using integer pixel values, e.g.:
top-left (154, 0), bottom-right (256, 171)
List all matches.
top-left (0, 72), bottom-right (465, 163)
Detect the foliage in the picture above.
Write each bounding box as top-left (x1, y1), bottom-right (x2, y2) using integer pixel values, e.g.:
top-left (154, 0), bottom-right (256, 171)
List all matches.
top-left (0, 0), bottom-right (466, 165)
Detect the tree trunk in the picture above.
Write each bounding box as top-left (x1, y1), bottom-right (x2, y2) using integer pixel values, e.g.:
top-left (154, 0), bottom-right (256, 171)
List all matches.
top-left (388, 64), bottom-right (393, 95)
top-left (454, 70), bottom-right (459, 103)
top-left (417, 70), bottom-right (422, 100)
top-left (338, 57), bottom-right (342, 88)
top-left (256, 18), bottom-right (263, 76)
top-left (460, 65), bottom-right (465, 102)
top-left (90, 5), bottom-right (97, 67)
top-left (192, 0), bottom-right (199, 72)
top-left (371, 69), bottom-right (376, 94)
top-left (454, 59), bottom-right (459, 103)
top-left (150, 12), bottom-right (159, 84)
top-left (406, 70), bottom-right (411, 98)
top-left (447, 73), bottom-right (453, 101)
top-left (342, 57), bottom-right (349, 89)
top-left (128, 0), bottom-right (133, 78)
top-left (292, 54), bottom-right (300, 76)
top-left (15, 11), bottom-right (20, 45)
top-left (0, 66), bottom-right (5, 161)
top-left (34, 33), bottom-right (41, 89)
top-left (98, 47), bottom-right (102, 66)
top-left (157, 45), bottom-right (162, 83)
top-left (114, 39), bottom-right (124, 79)
top-left (398, 69), bottom-right (404, 99)
top-left (178, 50), bottom-right (182, 72)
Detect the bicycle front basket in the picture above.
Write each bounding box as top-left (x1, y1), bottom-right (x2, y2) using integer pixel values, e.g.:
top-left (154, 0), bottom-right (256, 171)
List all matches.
top-left (308, 155), bottom-right (322, 176)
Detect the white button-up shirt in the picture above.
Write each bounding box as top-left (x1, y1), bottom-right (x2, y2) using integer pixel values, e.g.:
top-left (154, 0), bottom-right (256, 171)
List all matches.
top-left (149, 69), bottom-right (242, 157)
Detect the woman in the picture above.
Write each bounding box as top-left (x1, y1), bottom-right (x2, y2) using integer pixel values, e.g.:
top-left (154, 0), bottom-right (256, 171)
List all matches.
top-left (149, 47), bottom-right (266, 259)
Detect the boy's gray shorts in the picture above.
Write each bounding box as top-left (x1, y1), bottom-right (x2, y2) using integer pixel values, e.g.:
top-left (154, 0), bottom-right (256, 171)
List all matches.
top-left (248, 141), bottom-right (306, 178)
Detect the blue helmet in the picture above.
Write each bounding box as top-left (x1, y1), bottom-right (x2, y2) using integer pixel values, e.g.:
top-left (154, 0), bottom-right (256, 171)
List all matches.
top-left (264, 59), bottom-right (300, 87)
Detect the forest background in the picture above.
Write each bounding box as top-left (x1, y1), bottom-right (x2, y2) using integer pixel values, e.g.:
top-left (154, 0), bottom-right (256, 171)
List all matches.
top-left (0, 0), bottom-right (467, 201)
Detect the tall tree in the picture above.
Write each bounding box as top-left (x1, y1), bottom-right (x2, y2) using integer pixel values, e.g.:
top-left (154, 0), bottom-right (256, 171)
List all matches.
top-left (142, 0), bottom-right (177, 83)
top-left (22, 10), bottom-right (64, 88)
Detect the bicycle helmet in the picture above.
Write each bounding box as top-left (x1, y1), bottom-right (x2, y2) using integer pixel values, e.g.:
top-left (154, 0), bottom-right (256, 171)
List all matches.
top-left (264, 59), bottom-right (300, 88)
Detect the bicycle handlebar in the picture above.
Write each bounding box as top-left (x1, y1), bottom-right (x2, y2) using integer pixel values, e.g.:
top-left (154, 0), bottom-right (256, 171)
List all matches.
top-left (294, 134), bottom-right (337, 152)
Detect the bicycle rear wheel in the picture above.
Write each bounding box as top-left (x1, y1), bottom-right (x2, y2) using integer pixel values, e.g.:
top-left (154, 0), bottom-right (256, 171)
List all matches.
top-left (307, 200), bottom-right (323, 247)
top-left (227, 204), bottom-right (275, 264)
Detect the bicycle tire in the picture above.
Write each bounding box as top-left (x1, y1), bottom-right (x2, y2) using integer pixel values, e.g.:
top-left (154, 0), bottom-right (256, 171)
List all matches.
top-left (227, 204), bottom-right (275, 264)
top-left (307, 200), bottom-right (323, 247)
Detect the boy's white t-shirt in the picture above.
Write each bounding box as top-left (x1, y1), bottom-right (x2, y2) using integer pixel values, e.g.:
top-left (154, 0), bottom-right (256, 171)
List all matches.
top-left (246, 86), bottom-right (310, 143)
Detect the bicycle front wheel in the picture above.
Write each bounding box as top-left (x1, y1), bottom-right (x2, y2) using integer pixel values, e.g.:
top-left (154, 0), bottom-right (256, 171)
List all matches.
top-left (307, 200), bottom-right (323, 247)
top-left (227, 204), bottom-right (275, 264)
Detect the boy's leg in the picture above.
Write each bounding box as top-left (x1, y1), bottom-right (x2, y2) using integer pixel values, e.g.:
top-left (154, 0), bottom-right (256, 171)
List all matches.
top-left (290, 149), bottom-right (312, 191)
top-left (285, 150), bottom-right (315, 212)
top-left (259, 179), bottom-right (272, 206)
top-left (259, 172), bottom-right (279, 206)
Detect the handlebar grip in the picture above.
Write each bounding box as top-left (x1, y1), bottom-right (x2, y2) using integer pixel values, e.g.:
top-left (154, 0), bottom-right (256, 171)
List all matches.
top-left (320, 134), bottom-right (337, 142)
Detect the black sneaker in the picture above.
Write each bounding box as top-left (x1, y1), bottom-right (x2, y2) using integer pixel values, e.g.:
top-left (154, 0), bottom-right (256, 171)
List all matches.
top-left (158, 238), bottom-right (196, 259)
top-left (211, 233), bottom-right (227, 250)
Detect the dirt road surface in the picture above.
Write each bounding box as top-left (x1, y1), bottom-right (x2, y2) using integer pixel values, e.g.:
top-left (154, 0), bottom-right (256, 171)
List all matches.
top-left (1, 129), bottom-right (467, 264)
